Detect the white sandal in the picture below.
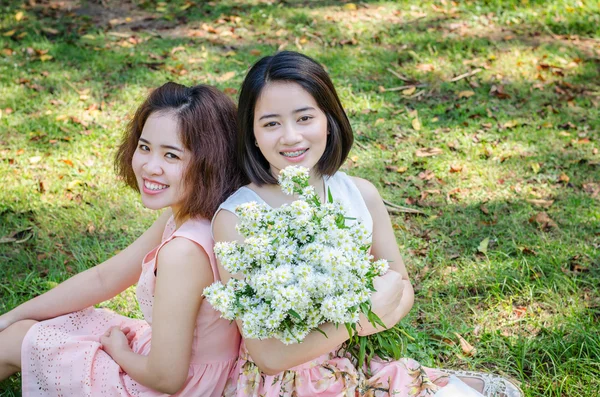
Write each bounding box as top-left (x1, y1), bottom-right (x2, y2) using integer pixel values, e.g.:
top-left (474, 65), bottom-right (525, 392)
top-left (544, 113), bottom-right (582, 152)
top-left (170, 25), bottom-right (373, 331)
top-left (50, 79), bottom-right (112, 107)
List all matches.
top-left (442, 369), bottom-right (523, 397)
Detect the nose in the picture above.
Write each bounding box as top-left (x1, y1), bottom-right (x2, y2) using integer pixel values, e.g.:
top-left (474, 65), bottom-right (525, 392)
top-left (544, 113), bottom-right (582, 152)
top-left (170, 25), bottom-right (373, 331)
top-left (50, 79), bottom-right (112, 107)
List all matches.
top-left (280, 123), bottom-right (302, 146)
top-left (142, 154), bottom-right (163, 175)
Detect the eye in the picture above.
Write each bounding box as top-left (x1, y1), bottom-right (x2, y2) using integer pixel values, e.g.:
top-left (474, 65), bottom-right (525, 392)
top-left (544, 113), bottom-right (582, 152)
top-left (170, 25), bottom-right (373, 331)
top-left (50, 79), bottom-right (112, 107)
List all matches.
top-left (138, 144), bottom-right (150, 151)
top-left (165, 152), bottom-right (180, 160)
top-left (298, 115), bottom-right (313, 122)
top-left (263, 121), bottom-right (279, 128)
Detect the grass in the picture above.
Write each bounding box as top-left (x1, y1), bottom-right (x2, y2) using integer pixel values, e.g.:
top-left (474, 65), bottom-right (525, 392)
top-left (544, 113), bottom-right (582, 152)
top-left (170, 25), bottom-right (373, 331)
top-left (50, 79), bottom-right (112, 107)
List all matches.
top-left (1, 0), bottom-right (599, 395)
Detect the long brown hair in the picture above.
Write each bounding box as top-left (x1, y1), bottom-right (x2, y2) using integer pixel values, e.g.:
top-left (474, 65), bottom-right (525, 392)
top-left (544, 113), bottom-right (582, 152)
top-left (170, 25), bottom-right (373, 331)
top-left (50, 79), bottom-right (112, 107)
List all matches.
top-left (115, 82), bottom-right (247, 220)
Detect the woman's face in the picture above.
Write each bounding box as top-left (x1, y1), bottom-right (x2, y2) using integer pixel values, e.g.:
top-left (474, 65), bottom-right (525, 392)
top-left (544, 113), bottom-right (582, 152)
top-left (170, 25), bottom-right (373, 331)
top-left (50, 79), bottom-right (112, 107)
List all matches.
top-left (253, 81), bottom-right (328, 178)
top-left (131, 112), bottom-right (189, 214)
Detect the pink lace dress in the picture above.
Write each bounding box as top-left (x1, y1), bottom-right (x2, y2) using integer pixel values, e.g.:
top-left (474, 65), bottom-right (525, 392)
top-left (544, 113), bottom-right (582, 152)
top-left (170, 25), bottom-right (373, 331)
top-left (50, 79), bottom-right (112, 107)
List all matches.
top-left (216, 172), bottom-right (483, 397)
top-left (21, 217), bottom-right (240, 397)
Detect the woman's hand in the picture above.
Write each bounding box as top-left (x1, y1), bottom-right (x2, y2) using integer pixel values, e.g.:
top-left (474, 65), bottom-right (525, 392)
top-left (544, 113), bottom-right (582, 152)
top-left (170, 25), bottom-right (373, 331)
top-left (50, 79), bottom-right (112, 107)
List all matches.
top-left (100, 326), bottom-right (136, 360)
top-left (358, 270), bottom-right (405, 336)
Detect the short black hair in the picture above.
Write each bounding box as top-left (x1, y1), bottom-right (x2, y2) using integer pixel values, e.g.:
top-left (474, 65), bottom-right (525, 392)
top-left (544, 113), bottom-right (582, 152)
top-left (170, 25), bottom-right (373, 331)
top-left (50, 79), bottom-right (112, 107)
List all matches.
top-left (237, 51), bottom-right (354, 185)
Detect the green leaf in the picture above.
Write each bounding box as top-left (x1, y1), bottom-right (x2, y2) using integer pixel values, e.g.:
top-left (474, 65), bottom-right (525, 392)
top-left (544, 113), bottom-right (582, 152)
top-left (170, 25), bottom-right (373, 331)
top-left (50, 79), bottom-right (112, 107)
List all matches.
top-left (327, 187), bottom-right (333, 203)
top-left (313, 327), bottom-right (329, 338)
top-left (358, 335), bottom-right (367, 368)
top-left (478, 237), bottom-right (490, 254)
top-left (288, 309), bottom-right (302, 320)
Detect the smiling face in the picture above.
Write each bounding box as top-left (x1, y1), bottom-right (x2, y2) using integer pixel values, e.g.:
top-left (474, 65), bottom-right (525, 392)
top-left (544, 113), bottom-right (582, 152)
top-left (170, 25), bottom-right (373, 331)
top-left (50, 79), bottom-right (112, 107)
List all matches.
top-left (131, 111), bottom-right (189, 214)
top-left (253, 81), bottom-right (328, 179)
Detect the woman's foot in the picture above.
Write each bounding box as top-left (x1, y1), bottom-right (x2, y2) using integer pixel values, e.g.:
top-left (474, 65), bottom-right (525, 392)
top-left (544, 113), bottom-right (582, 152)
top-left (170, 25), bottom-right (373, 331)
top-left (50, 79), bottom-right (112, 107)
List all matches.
top-left (444, 369), bottom-right (523, 397)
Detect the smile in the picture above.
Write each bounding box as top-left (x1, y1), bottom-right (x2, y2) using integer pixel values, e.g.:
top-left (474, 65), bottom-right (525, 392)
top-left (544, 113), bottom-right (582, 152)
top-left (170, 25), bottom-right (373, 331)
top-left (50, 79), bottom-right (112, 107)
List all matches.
top-left (144, 180), bottom-right (169, 191)
top-left (281, 149), bottom-right (308, 158)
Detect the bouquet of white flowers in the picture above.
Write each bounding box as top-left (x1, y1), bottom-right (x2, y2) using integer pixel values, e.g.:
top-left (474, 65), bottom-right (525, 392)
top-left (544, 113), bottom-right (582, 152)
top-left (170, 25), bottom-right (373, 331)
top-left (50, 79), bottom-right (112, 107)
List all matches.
top-left (204, 166), bottom-right (389, 347)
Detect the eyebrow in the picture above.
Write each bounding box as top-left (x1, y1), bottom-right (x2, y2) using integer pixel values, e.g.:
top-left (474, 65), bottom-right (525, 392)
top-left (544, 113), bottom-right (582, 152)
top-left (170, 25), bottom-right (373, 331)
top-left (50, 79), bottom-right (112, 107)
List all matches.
top-left (139, 137), bottom-right (184, 152)
top-left (258, 106), bottom-right (316, 121)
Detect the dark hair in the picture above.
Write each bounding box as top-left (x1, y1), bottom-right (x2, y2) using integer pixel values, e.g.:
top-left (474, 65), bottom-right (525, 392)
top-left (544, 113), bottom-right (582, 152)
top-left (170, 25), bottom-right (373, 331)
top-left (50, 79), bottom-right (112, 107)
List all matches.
top-left (115, 82), bottom-right (246, 221)
top-left (237, 51), bottom-right (354, 185)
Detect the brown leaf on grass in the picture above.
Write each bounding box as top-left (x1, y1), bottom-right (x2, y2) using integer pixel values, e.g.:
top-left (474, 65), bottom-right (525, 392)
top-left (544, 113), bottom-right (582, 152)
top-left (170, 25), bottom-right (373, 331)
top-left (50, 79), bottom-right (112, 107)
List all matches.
top-left (454, 333), bottom-right (477, 356)
top-left (87, 222), bottom-right (96, 234)
top-left (449, 164), bottom-right (463, 173)
top-left (416, 63), bottom-right (435, 72)
top-left (559, 173), bottom-right (570, 183)
top-left (527, 199), bottom-right (554, 208)
top-left (223, 87), bottom-right (237, 95)
top-left (490, 85), bottom-right (511, 99)
top-left (513, 305), bottom-right (527, 318)
top-left (41, 27), bottom-right (59, 36)
top-left (418, 170), bottom-right (435, 180)
top-left (60, 159), bottom-right (74, 167)
top-left (457, 90), bottom-right (475, 98)
top-left (529, 212), bottom-right (558, 229)
top-left (416, 147), bottom-right (443, 157)
top-left (480, 204), bottom-right (489, 215)
top-left (250, 49), bottom-right (262, 56)
top-left (170, 46), bottom-right (185, 55)
top-left (217, 71), bottom-right (235, 82)
top-left (3, 30), bottom-right (16, 37)
top-left (583, 183), bottom-right (600, 198)
top-left (503, 120), bottom-right (519, 129)
top-left (38, 180), bottom-right (47, 193)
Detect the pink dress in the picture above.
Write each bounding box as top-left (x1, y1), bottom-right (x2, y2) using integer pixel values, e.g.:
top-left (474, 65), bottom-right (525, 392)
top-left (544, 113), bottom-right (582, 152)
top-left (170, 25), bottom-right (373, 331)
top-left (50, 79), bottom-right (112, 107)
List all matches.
top-left (21, 216), bottom-right (241, 397)
top-left (216, 173), bottom-right (483, 397)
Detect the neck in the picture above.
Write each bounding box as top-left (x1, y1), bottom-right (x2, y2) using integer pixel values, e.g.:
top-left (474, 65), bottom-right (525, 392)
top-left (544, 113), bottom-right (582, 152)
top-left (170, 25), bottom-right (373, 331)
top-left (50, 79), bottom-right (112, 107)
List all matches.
top-left (171, 206), bottom-right (187, 229)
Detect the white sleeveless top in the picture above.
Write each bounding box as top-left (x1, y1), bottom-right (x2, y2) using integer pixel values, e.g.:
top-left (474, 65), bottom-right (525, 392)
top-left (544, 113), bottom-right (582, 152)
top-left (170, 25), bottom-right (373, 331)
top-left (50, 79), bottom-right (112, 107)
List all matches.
top-left (212, 171), bottom-right (373, 237)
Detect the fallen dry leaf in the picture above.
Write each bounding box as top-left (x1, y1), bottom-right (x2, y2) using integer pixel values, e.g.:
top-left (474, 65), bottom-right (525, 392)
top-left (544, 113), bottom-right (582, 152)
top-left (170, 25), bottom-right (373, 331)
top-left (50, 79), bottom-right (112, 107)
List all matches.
top-left (458, 90), bottom-right (475, 98)
top-left (343, 3), bottom-right (358, 11)
top-left (15, 11), bottom-right (24, 21)
top-left (418, 170), bottom-right (435, 180)
top-left (170, 46), bottom-right (185, 55)
top-left (559, 173), bottom-right (570, 183)
top-left (411, 117), bottom-right (421, 131)
top-left (449, 164), bottom-right (463, 173)
top-left (223, 87), bottom-right (238, 95)
top-left (529, 212), bottom-right (558, 229)
top-left (454, 332), bottom-right (477, 356)
top-left (526, 199), bottom-right (554, 208)
top-left (402, 86), bottom-right (417, 96)
top-left (416, 63), bottom-right (435, 72)
top-left (490, 84), bottom-right (510, 99)
top-left (416, 147), bottom-right (443, 157)
top-left (217, 71), bottom-right (235, 82)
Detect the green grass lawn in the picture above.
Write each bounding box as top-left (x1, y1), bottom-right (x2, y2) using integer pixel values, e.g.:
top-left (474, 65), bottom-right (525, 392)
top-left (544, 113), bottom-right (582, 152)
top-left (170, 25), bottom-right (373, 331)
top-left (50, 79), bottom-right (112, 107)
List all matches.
top-left (1, 0), bottom-right (599, 395)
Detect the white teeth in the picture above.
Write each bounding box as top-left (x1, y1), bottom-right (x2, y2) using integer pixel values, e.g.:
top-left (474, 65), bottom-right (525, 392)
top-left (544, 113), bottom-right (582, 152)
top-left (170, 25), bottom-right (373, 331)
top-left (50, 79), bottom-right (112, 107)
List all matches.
top-left (282, 149), bottom-right (307, 157)
top-left (144, 180), bottom-right (168, 191)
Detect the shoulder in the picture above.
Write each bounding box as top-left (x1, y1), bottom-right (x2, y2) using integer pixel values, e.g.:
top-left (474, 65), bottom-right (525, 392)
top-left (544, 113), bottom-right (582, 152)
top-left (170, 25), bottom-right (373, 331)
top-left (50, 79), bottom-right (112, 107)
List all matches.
top-left (348, 176), bottom-right (383, 208)
top-left (157, 237), bottom-right (210, 269)
top-left (212, 210), bottom-right (242, 243)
